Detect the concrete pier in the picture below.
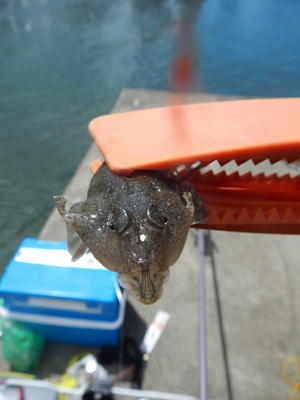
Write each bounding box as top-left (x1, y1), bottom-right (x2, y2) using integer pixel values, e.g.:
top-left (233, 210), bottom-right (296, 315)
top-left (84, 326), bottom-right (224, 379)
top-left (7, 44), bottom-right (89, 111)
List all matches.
top-left (1, 89), bottom-right (300, 400)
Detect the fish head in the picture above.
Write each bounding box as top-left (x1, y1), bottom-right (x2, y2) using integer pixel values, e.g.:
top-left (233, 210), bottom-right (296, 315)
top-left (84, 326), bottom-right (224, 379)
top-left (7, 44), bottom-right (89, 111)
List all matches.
top-left (53, 162), bottom-right (206, 305)
top-left (54, 196), bottom-right (194, 305)
top-left (118, 269), bottom-right (170, 305)
top-left (109, 203), bottom-right (172, 304)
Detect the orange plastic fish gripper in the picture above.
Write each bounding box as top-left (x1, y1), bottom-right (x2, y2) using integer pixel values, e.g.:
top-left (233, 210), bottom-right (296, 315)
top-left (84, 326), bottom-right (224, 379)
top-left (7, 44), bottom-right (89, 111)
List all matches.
top-left (88, 98), bottom-right (300, 234)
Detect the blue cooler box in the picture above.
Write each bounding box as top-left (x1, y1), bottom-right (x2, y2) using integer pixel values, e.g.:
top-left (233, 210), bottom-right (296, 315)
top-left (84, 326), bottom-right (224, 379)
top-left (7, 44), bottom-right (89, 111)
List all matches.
top-left (0, 238), bottom-right (126, 346)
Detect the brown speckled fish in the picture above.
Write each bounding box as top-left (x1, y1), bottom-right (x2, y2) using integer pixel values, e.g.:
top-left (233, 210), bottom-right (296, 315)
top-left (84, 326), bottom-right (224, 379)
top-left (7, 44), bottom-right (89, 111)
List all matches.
top-left (54, 162), bottom-right (206, 305)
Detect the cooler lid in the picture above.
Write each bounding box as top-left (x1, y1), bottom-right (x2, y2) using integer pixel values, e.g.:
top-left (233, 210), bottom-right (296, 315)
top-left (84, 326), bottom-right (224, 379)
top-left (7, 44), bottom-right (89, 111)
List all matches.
top-left (0, 238), bottom-right (119, 304)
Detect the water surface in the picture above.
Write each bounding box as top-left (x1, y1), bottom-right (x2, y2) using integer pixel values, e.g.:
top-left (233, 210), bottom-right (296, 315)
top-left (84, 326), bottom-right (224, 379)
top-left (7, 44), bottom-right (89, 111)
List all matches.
top-left (197, 0), bottom-right (300, 96)
top-left (0, 0), bottom-right (200, 269)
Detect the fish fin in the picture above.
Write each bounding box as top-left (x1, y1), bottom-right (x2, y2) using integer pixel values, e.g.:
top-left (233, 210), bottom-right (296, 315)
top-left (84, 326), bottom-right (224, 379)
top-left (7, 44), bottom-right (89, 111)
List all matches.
top-left (181, 182), bottom-right (207, 225)
top-left (191, 187), bottom-right (207, 225)
top-left (53, 195), bottom-right (67, 216)
top-left (66, 225), bottom-right (89, 261)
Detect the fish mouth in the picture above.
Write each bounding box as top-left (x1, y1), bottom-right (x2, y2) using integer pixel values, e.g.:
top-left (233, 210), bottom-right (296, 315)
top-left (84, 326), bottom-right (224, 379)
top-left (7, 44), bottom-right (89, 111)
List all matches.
top-left (117, 270), bottom-right (170, 305)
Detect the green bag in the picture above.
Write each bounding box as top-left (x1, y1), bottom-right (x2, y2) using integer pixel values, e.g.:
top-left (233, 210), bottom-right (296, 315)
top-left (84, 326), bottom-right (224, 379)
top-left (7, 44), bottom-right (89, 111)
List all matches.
top-left (1, 318), bottom-right (45, 372)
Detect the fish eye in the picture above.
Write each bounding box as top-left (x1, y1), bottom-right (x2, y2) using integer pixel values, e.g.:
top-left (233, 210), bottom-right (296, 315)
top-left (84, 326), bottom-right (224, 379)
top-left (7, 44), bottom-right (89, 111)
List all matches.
top-left (147, 204), bottom-right (168, 228)
top-left (109, 208), bottom-right (129, 234)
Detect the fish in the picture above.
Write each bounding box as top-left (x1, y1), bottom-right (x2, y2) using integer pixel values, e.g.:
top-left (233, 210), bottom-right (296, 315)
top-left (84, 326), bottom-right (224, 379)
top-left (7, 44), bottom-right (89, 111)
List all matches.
top-left (54, 162), bottom-right (206, 305)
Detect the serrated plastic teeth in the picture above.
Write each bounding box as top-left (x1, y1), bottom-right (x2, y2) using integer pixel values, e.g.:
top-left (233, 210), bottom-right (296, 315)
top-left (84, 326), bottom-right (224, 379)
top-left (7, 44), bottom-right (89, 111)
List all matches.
top-left (207, 207), bottom-right (300, 224)
top-left (201, 159), bottom-right (300, 178)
